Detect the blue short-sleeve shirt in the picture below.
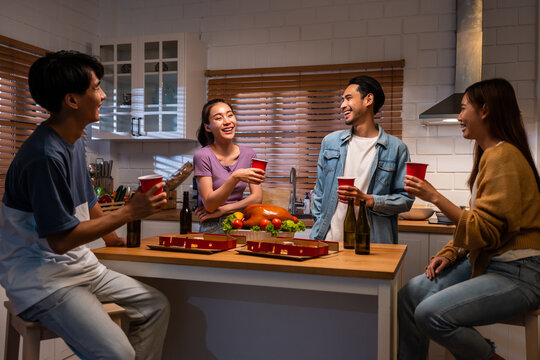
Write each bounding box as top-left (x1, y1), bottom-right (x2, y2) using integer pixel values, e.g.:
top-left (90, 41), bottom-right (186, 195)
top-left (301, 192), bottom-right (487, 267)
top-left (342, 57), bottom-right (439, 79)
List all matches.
top-left (0, 123), bottom-right (105, 314)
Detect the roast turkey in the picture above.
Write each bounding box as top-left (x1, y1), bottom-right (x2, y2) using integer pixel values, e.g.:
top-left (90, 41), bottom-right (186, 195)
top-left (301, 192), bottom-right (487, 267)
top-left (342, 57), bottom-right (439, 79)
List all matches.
top-left (242, 204), bottom-right (296, 228)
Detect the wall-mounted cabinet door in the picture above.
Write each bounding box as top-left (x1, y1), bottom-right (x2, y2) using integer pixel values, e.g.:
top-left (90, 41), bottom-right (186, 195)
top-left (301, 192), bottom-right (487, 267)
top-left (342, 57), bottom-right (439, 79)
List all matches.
top-left (139, 36), bottom-right (184, 138)
top-left (92, 33), bottom-right (206, 140)
top-left (92, 40), bottom-right (137, 139)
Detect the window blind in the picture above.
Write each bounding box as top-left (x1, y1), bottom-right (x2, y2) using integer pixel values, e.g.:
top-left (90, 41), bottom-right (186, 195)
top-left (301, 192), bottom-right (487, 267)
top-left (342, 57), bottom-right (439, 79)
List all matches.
top-left (0, 35), bottom-right (48, 198)
top-left (206, 60), bottom-right (404, 196)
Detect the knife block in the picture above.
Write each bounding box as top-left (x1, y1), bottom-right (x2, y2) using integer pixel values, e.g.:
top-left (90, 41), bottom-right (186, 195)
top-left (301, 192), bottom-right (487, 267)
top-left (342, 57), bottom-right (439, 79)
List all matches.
top-left (163, 190), bottom-right (177, 209)
top-left (93, 176), bottom-right (114, 194)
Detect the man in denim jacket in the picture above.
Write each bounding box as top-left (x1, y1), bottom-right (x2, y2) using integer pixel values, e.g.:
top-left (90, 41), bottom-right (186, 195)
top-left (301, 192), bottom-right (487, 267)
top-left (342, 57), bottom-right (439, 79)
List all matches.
top-left (310, 76), bottom-right (413, 244)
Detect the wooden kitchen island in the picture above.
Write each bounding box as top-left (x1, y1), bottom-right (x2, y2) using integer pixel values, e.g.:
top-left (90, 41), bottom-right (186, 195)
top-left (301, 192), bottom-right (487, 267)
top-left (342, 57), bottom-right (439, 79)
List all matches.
top-left (94, 238), bottom-right (407, 360)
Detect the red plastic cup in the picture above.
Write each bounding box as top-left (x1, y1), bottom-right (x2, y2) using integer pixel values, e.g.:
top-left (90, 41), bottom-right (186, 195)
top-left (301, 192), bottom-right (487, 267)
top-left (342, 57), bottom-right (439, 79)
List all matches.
top-left (406, 163), bottom-right (428, 180)
top-left (252, 158), bottom-right (268, 171)
top-left (337, 177), bottom-right (355, 187)
top-left (138, 174), bottom-right (163, 194)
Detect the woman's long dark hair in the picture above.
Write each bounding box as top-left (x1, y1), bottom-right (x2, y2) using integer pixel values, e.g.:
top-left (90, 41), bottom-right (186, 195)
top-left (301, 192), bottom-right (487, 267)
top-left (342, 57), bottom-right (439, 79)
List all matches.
top-left (196, 98), bottom-right (233, 147)
top-left (465, 78), bottom-right (540, 192)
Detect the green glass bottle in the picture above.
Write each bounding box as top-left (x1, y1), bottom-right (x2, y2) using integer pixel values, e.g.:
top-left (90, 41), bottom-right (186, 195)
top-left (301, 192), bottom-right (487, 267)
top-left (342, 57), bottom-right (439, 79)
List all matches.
top-left (355, 199), bottom-right (370, 255)
top-left (343, 198), bottom-right (355, 249)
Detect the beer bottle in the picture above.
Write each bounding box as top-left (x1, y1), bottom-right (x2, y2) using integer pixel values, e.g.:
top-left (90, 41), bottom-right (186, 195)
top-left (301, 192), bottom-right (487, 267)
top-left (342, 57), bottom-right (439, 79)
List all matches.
top-left (126, 192), bottom-right (141, 247)
top-left (355, 199), bottom-right (370, 255)
top-left (126, 219), bottom-right (141, 247)
top-left (343, 198), bottom-right (355, 249)
top-left (180, 191), bottom-right (192, 234)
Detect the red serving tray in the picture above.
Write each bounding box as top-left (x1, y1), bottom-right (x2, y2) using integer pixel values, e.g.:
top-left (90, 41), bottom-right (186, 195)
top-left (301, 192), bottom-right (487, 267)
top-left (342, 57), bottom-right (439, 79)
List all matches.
top-left (239, 238), bottom-right (339, 260)
top-left (153, 233), bottom-right (245, 252)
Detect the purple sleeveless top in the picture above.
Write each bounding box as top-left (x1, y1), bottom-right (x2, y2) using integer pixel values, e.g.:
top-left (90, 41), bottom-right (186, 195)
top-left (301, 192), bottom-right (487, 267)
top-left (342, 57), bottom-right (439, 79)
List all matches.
top-left (193, 145), bottom-right (256, 207)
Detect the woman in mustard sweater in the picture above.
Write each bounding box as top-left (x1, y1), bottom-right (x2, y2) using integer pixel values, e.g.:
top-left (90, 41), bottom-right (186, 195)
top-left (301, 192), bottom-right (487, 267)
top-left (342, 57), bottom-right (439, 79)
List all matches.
top-left (398, 78), bottom-right (540, 360)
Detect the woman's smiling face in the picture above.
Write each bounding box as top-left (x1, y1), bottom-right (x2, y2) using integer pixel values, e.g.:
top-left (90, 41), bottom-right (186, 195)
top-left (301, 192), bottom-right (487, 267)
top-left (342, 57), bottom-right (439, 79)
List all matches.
top-left (458, 93), bottom-right (488, 141)
top-left (205, 102), bottom-right (236, 142)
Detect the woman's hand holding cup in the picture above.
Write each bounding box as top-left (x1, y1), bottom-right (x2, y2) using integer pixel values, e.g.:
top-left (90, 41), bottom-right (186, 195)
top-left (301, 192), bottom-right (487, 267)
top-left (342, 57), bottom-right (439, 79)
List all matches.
top-left (233, 167), bottom-right (265, 184)
top-left (404, 175), bottom-right (439, 203)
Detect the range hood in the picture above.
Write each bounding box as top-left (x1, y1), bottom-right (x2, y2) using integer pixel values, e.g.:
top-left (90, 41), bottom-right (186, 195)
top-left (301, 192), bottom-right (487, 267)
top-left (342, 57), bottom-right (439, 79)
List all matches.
top-left (420, 0), bottom-right (482, 125)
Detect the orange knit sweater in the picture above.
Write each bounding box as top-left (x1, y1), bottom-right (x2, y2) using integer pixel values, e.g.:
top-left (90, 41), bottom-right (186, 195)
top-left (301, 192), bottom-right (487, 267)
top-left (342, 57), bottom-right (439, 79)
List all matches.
top-left (436, 142), bottom-right (540, 277)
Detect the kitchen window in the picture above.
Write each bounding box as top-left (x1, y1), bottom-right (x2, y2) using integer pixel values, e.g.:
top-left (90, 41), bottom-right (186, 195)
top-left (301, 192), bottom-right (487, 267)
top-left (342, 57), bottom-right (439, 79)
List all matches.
top-left (206, 60), bottom-right (404, 195)
top-left (0, 35), bottom-right (48, 198)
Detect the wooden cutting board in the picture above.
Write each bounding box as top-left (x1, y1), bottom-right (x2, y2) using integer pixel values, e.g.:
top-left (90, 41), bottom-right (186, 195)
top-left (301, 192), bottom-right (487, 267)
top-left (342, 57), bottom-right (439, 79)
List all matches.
top-left (166, 162), bottom-right (193, 191)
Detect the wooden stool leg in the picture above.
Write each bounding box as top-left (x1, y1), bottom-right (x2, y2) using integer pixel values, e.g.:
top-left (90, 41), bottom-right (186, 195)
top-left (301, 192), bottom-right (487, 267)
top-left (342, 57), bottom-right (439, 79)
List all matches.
top-left (110, 313), bottom-right (122, 327)
top-left (524, 313), bottom-right (539, 360)
top-left (4, 312), bottom-right (20, 360)
top-left (444, 349), bottom-right (455, 360)
top-left (21, 327), bottom-right (41, 360)
top-left (102, 302), bottom-right (127, 334)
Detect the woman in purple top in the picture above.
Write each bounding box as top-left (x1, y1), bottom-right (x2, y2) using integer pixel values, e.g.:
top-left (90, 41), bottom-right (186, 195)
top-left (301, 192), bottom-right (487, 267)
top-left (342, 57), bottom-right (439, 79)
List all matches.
top-left (193, 99), bottom-right (265, 233)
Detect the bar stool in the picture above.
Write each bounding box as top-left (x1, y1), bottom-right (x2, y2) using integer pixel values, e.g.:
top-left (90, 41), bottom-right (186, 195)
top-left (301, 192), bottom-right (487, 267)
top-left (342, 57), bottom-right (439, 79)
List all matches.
top-left (4, 301), bottom-right (127, 360)
top-left (444, 307), bottom-right (540, 360)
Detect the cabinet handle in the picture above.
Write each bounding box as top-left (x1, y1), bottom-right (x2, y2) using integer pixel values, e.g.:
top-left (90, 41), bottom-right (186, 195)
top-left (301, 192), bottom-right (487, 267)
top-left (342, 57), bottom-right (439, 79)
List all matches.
top-left (138, 117), bottom-right (142, 136)
top-left (130, 117), bottom-right (137, 137)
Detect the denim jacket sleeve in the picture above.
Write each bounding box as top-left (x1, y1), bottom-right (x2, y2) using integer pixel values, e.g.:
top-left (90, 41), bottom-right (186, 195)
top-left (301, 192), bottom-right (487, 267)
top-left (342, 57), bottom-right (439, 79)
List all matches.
top-left (311, 139), bottom-right (327, 219)
top-left (371, 142), bottom-right (414, 216)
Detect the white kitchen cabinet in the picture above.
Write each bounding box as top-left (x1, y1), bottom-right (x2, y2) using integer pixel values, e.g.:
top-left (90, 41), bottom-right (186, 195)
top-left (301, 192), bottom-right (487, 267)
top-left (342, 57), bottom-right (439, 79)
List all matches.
top-left (399, 232), bottom-right (430, 284)
top-left (92, 33), bottom-right (206, 140)
top-left (428, 233), bottom-right (453, 258)
top-left (398, 232), bottom-right (453, 285)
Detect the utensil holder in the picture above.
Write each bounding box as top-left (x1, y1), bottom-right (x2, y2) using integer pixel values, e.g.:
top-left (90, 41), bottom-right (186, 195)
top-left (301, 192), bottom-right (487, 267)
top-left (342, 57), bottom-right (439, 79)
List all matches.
top-left (93, 176), bottom-right (114, 194)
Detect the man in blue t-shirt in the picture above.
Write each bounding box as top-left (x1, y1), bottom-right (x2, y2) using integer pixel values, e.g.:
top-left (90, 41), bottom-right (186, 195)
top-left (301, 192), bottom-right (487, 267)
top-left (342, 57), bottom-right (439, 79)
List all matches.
top-left (0, 51), bottom-right (169, 359)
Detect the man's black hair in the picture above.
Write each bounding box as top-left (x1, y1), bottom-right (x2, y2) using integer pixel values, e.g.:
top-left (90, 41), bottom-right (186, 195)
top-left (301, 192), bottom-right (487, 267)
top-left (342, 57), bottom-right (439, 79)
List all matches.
top-left (348, 75), bottom-right (385, 115)
top-left (28, 50), bottom-right (104, 113)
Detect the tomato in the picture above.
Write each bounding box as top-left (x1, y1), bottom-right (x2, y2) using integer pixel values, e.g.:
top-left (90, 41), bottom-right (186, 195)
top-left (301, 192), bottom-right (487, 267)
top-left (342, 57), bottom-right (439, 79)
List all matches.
top-left (259, 218), bottom-right (270, 230)
top-left (292, 216), bottom-right (298, 223)
top-left (271, 218), bottom-right (282, 230)
top-left (232, 219), bottom-right (243, 229)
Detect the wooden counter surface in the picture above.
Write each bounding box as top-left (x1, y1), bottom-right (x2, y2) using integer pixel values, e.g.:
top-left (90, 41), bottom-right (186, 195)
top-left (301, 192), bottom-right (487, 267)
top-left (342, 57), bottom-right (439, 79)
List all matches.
top-left (144, 209), bottom-right (456, 234)
top-left (94, 237), bottom-right (407, 281)
top-left (397, 220), bottom-right (455, 234)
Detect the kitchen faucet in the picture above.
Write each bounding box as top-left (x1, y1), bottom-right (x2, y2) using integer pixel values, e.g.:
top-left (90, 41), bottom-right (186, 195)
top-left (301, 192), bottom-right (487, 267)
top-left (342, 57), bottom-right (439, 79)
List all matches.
top-left (289, 168), bottom-right (303, 214)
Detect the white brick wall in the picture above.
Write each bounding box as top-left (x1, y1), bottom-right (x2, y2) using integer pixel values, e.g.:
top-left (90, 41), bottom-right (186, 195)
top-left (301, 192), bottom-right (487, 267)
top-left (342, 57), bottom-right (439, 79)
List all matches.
top-left (0, 0), bottom-right (99, 52)
top-left (2, 0), bottom-right (537, 208)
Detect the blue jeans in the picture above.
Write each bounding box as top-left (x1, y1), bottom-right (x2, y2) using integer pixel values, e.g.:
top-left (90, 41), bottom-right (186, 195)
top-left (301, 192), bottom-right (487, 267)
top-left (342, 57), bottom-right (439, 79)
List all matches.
top-left (20, 269), bottom-right (170, 360)
top-left (398, 256), bottom-right (540, 360)
top-left (199, 216), bottom-right (226, 234)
